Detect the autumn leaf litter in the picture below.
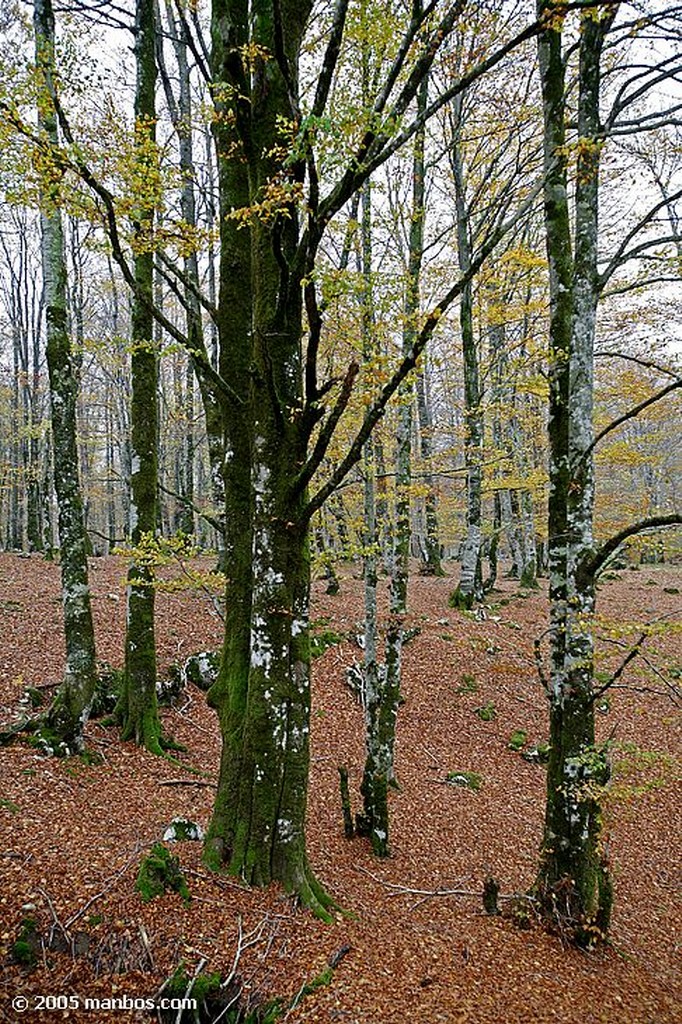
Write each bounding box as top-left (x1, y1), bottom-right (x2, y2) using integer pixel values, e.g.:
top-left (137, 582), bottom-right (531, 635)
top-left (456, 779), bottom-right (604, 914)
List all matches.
top-left (0, 553), bottom-right (680, 1023)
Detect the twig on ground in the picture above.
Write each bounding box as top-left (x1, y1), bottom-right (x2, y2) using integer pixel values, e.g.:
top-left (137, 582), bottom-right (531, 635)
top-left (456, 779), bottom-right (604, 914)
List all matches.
top-left (176, 957), bottom-right (207, 1024)
top-left (138, 923), bottom-right (155, 971)
top-left (158, 778), bottom-right (216, 787)
top-left (419, 743), bottom-right (442, 768)
top-left (170, 707), bottom-right (215, 735)
top-left (356, 866), bottom-right (537, 912)
top-left (37, 886), bottom-right (70, 952)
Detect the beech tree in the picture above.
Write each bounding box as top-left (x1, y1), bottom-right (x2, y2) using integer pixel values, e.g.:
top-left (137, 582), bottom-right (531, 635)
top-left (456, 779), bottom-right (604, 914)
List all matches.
top-left (32, 0), bottom-right (97, 750)
top-left (535, 0), bottom-right (682, 944)
top-left (116, 0), bottom-right (163, 751)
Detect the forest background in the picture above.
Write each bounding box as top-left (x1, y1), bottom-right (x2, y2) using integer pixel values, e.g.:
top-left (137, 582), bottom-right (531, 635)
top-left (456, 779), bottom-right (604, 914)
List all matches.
top-left (0, 0), bottom-right (681, 1021)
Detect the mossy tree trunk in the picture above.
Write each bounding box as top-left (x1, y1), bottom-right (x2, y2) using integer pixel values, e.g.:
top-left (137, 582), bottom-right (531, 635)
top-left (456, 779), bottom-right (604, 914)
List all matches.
top-left (118, 0), bottom-right (163, 753)
top-left (203, 0), bottom-right (334, 916)
top-left (34, 0), bottom-right (97, 751)
top-left (535, 1), bottom-right (616, 945)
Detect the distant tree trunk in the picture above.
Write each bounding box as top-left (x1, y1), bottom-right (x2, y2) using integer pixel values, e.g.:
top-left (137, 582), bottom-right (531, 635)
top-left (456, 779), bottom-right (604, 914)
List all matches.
top-left (34, 0), bottom-right (97, 750)
top-left (27, 290), bottom-right (44, 552)
top-left (414, 359), bottom-right (444, 575)
top-left (9, 325), bottom-right (23, 550)
top-left (488, 307), bottom-right (538, 586)
top-left (360, 65), bottom-right (428, 854)
top-left (158, 0), bottom-right (226, 554)
top-left (357, 176), bottom-right (387, 851)
top-left (105, 392), bottom-right (117, 551)
top-left (535, 2), bottom-right (615, 944)
top-left (117, 0), bottom-right (163, 753)
top-left (451, 96), bottom-right (483, 607)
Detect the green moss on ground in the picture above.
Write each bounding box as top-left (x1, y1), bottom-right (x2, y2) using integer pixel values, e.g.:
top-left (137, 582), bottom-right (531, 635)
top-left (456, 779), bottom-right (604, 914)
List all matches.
top-left (136, 843), bottom-right (190, 904)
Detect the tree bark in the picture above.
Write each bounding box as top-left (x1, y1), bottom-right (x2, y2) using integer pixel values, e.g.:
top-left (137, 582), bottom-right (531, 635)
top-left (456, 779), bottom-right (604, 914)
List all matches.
top-left (203, 0), bottom-right (333, 917)
top-left (414, 362), bottom-right (444, 575)
top-left (117, 0), bottom-right (163, 753)
top-left (451, 96), bottom-right (483, 607)
top-left (535, 1), bottom-right (615, 944)
top-left (34, 0), bottom-right (97, 751)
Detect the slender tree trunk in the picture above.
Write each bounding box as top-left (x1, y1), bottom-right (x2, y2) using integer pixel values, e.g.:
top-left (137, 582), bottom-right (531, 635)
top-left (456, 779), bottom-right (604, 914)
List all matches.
top-left (414, 362), bottom-right (443, 575)
top-left (360, 67), bottom-right (428, 853)
top-left (117, 0), bottom-right (163, 752)
top-left (34, 0), bottom-right (97, 751)
top-left (27, 308), bottom-right (44, 552)
top-left (357, 175), bottom-right (386, 852)
top-left (451, 97), bottom-right (483, 607)
top-left (9, 328), bottom-right (23, 550)
top-left (159, 0), bottom-right (226, 553)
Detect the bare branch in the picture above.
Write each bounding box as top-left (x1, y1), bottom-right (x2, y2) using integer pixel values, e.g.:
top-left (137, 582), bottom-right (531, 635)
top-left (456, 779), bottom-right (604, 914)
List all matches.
top-left (598, 187), bottom-right (682, 289)
top-left (311, 0), bottom-right (351, 119)
top-left (573, 379), bottom-right (682, 471)
top-left (303, 172), bottom-right (546, 520)
top-left (594, 350), bottom-right (681, 380)
top-left (582, 515), bottom-right (682, 581)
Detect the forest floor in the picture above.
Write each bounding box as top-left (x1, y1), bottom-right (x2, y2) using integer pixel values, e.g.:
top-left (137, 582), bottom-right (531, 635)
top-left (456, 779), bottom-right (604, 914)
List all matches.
top-left (0, 552), bottom-right (680, 1024)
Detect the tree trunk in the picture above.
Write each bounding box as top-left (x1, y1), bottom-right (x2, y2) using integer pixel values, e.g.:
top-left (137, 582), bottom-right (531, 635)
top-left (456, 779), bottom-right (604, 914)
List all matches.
top-left (360, 68), bottom-right (427, 853)
top-left (34, 0), bottom-right (97, 751)
top-left (357, 175), bottom-right (386, 851)
top-left (451, 97), bottom-right (483, 607)
top-left (414, 362), bottom-right (444, 575)
top-left (203, 0), bottom-right (333, 917)
top-left (118, 0), bottom-right (162, 753)
top-left (535, 1), bottom-right (615, 944)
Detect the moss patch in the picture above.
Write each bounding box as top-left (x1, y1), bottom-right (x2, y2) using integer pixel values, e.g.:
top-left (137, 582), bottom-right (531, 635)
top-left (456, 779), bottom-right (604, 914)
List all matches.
top-left (508, 729), bottom-right (528, 752)
top-left (11, 918), bottom-right (40, 967)
top-left (310, 618), bottom-right (343, 658)
top-left (161, 964), bottom-right (282, 1023)
top-left (136, 843), bottom-right (190, 904)
top-left (474, 701), bottom-right (496, 722)
top-left (456, 673), bottom-right (478, 695)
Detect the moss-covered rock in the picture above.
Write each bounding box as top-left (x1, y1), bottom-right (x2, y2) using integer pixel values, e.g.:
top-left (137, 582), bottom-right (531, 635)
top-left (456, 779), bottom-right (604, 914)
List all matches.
top-left (445, 770), bottom-right (482, 792)
top-left (522, 742), bottom-right (551, 765)
top-left (136, 843), bottom-right (190, 903)
top-left (23, 686), bottom-right (45, 709)
top-left (179, 651), bottom-right (220, 691)
top-left (162, 818), bottom-right (205, 842)
top-left (448, 587), bottom-right (474, 611)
